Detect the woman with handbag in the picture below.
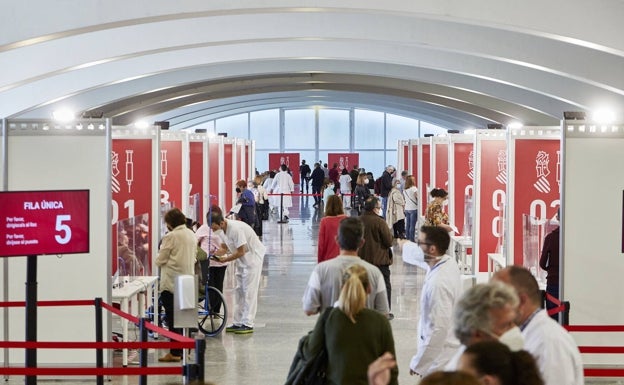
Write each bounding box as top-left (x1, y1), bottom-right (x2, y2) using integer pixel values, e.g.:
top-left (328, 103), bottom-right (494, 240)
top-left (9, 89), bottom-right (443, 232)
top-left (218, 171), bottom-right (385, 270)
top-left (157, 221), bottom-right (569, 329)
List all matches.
top-left (304, 264), bottom-right (398, 385)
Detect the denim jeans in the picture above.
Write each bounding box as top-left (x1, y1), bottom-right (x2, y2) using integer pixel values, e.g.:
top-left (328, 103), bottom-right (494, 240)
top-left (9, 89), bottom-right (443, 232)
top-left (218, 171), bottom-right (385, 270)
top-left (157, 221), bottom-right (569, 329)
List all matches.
top-left (405, 210), bottom-right (418, 241)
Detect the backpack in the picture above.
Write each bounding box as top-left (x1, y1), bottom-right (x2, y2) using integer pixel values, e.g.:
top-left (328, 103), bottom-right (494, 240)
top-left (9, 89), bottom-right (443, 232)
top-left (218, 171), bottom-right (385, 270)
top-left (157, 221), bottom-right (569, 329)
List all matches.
top-left (374, 177), bottom-right (383, 195)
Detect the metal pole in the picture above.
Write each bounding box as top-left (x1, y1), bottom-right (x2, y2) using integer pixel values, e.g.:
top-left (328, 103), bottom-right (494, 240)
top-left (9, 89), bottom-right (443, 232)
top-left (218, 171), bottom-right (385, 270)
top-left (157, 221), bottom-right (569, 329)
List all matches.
top-left (139, 318), bottom-right (148, 385)
top-left (25, 255), bottom-right (37, 385)
top-left (94, 297), bottom-right (103, 385)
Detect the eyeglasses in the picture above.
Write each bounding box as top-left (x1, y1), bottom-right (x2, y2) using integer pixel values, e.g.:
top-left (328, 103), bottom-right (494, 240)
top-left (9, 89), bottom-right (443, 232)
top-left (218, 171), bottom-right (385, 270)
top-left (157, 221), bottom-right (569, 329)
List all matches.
top-left (416, 240), bottom-right (432, 246)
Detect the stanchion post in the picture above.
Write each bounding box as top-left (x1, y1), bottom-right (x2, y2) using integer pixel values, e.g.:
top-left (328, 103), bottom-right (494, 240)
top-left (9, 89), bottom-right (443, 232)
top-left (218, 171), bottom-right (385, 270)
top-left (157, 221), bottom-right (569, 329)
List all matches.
top-left (139, 318), bottom-right (149, 385)
top-left (25, 255), bottom-right (38, 385)
top-left (277, 193), bottom-right (288, 223)
top-left (94, 297), bottom-right (104, 385)
top-left (562, 301), bottom-right (570, 326)
top-left (194, 338), bottom-right (206, 382)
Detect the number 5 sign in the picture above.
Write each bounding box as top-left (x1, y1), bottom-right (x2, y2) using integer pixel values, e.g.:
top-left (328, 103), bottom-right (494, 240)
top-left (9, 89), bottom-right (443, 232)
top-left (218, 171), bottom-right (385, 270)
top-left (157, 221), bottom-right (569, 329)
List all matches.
top-left (0, 190), bottom-right (90, 257)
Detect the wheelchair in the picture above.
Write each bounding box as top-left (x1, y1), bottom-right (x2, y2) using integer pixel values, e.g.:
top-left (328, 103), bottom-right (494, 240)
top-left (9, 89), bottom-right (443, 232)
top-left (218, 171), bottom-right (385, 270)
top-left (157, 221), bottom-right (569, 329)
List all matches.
top-left (196, 258), bottom-right (228, 336)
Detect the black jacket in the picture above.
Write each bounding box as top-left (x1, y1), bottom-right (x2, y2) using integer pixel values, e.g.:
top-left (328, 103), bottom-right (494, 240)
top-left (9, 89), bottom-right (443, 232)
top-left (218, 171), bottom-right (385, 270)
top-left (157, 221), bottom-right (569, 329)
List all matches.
top-left (310, 167), bottom-right (325, 187)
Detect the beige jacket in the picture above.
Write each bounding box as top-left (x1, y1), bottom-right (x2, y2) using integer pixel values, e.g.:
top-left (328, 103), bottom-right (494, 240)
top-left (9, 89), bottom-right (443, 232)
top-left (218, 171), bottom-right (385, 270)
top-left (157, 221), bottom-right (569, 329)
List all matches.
top-left (156, 224), bottom-right (197, 293)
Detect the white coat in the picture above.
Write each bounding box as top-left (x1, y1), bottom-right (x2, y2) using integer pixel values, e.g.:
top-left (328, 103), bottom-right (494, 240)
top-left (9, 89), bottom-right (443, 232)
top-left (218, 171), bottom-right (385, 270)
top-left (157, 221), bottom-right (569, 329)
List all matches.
top-left (271, 170), bottom-right (294, 209)
top-left (409, 254), bottom-right (461, 376)
top-left (522, 309), bottom-right (584, 385)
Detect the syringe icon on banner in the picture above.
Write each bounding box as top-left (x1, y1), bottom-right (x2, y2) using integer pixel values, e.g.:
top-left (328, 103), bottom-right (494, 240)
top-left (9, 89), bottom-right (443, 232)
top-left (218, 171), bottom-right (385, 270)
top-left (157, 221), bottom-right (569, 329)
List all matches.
top-left (125, 150), bottom-right (134, 193)
top-left (111, 151), bottom-right (121, 193)
top-left (161, 150), bottom-right (168, 185)
top-left (467, 150), bottom-right (474, 181)
top-left (556, 150), bottom-right (561, 190)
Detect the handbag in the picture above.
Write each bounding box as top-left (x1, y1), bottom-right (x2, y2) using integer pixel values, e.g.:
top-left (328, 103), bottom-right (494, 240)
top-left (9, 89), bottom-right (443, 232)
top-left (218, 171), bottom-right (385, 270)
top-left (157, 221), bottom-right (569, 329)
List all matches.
top-left (285, 307), bottom-right (333, 385)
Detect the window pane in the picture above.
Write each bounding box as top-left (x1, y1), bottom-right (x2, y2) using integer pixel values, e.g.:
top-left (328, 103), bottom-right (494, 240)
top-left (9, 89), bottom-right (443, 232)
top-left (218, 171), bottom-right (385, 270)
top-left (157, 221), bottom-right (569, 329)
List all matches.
top-left (250, 109), bottom-right (279, 149)
top-left (357, 150), bottom-right (386, 178)
top-left (285, 109), bottom-right (315, 148)
top-left (420, 121), bottom-right (448, 137)
top-left (215, 113), bottom-right (248, 139)
top-left (255, 150), bottom-right (271, 174)
top-left (387, 114), bottom-right (418, 149)
top-left (386, 150), bottom-right (397, 170)
top-left (354, 109), bottom-right (384, 149)
top-left (319, 109), bottom-right (349, 149)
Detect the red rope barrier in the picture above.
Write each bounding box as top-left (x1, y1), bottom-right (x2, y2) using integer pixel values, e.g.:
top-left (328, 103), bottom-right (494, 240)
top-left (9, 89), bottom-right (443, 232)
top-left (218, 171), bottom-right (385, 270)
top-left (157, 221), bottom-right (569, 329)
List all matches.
top-left (584, 368), bottom-right (624, 377)
top-left (0, 299), bottom-right (94, 307)
top-left (566, 325), bottom-right (624, 332)
top-left (0, 366), bottom-right (183, 376)
top-left (0, 340), bottom-right (192, 349)
top-left (579, 346), bottom-right (624, 354)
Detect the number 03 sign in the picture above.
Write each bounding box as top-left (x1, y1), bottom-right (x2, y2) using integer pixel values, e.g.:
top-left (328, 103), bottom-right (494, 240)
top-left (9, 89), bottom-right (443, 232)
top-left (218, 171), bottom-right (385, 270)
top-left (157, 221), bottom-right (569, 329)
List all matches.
top-left (0, 190), bottom-right (90, 257)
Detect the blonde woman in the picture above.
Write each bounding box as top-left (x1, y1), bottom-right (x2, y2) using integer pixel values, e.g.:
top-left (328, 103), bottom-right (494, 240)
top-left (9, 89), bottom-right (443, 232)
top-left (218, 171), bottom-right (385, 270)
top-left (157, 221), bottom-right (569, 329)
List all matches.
top-left (305, 263), bottom-right (398, 385)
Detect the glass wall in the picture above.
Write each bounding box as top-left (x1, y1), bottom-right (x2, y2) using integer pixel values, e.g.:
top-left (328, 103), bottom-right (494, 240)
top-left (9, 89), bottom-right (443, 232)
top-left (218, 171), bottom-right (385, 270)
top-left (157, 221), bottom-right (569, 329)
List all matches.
top-left (211, 107), bottom-right (448, 176)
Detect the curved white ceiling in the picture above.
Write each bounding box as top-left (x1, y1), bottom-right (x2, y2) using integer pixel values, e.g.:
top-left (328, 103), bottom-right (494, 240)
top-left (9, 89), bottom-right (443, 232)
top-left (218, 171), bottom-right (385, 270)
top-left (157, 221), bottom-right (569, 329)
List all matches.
top-left (2, 1), bottom-right (623, 130)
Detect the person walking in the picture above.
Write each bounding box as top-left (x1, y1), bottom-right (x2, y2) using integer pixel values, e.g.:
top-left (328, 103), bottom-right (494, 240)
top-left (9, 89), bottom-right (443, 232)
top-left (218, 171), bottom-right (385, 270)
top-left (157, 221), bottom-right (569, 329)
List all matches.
top-left (354, 173), bottom-right (371, 214)
top-left (379, 166), bottom-right (395, 218)
top-left (299, 159), bottom-right (312, 193)
top-left (156, 208), bottom-right (197, 362)
top-left (339, 167), bottom-right (353, 209)
top-left (310, 162), bottom-right (325, 208)
top-left (386, 179), bottom-right (405, 239)
top-left (358, 197), bottom-right (394, 318)
top-left (317, 195), bottom-right (347, 263)
top-left (271, 164), bottom-right (295, 221)
top-left (403, 175), bottom-right (419, 241)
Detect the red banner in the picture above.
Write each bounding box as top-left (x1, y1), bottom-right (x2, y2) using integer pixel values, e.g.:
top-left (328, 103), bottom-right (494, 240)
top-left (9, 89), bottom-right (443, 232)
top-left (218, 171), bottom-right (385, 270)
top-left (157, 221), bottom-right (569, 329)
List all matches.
top-left (512, 139), bottom-right (560, 265)
top-left (452, 143), bottom-right (474, 236)
top-left (208, 142), bottom-right (220, 208)
top-left (189, 141), bottom-right (204, 222)
top-left (411, 142), bottom-right (419, 187)
top-left (477, 139), bottom-right (506, 272)
top-left (112, 139), bottom-right (153, 275)
top-left (402, 145), bottom-right (409, 174)
top-left (160, 140), bottom-right (183, 210)
top-left (434, 143), bottom-right (449, 191)
top-left (268, 153), bottom-right (300, 184)
top-left (328, 153), bottom-right (360, 176)
top-left (420, 144), bottom-right (430, 214)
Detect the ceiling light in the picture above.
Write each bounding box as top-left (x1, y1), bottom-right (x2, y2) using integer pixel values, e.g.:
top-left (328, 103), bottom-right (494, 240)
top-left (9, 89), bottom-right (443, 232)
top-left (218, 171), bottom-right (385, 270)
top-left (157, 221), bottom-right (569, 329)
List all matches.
top-left (507, 121), bottom-right (523, 129)
top-left (592, 108), bottom-right (616, 124)
top-left (134, 120), bottom-right (149, 129)
top-left (52, 109), bottom-right (75, 122)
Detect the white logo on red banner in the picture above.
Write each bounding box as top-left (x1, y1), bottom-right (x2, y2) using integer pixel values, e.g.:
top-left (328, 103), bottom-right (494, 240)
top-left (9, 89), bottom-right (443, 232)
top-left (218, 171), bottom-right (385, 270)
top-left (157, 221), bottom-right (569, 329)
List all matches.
top-left (125, 150), bottom-right (134, 193)
top-left (495, 150), bottom-right (507, 184)
top-left (161, 150), bottom-right (168, 185)
top-left (111, 151), bottom-right (121, 193)
top-left (533, 151), bottom-right (551, 193)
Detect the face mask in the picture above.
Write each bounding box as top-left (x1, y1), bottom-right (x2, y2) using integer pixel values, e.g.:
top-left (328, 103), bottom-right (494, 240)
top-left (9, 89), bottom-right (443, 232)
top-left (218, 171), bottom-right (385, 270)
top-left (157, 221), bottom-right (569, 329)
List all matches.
top-left (328, 185), bottom-right (334, 189)
top-left (213, 229), bottom-right (224, 237)
top-left (497, 326), bottom-right (524, 351)
top-left (235, 187), bottom-right (242, 193)
top-left (364, 178), bottom-right (369, 184)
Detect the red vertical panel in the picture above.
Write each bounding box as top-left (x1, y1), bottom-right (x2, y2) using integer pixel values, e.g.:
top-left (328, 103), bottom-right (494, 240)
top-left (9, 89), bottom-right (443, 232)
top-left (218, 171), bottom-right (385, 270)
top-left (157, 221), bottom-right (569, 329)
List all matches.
top-left (453, 143), bottom-right (474, 235)
top-left (421, 144), bottom-right (430, 214)
top-left (435, 143), bottom-right (449, 191)
top-left (224, 144), bottom-right (233, 211)
top-left (411, 143), bottom-right (418, 183)
top-left (513, 139), bottom-right (560, 265)
top-left (478, 140), bottom-right (506, 272)
top-left (208, 142), bottom-right (219, 207)
top-left (189, 141), bottom-right (204, 220)
top-left (160, 140), bottom-right (182, 209)
top-left (403, 145), bottom-right (409, 174)
top-left (112, 139), bottom-right (153, 275)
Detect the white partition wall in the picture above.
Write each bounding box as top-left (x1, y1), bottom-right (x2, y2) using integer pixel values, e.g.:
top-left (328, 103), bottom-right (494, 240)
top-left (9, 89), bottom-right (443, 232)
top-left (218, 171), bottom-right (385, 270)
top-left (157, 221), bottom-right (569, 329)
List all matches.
top-left (248, 140), bottom-right (256, 181)
top-left (410, 139), bottom-right (418, 188)
top-left (507, 127), bottom-right (560, 274)
top-left (3, 119), bottom-right (110, 365)
top-left (562, 121), bottom-right (624, 347)
top-left (448, 134), bottom-right (475, 236)
top-left (223, 138), bottom-right (236, 212)
top-left (473, 130), bottom-right (507, 278)
top-left (208, 136), bottom-right (225, 210)
top-left (418, 139), bottom-right (431, 215)
top-left (398, 140), bottom-right (409, 175)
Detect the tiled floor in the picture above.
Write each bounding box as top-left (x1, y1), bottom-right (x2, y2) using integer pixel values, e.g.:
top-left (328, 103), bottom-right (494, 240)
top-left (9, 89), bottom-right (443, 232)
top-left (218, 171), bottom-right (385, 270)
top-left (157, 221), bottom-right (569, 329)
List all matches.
top-left (4, 196), bottom-right (623, 384)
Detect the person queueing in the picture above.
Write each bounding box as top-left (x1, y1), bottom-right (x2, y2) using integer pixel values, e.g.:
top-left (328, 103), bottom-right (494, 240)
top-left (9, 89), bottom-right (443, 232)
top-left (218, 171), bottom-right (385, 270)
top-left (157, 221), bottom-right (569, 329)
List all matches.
top-left (403, 175), bottom-right (419, 241)
top-left (354, 173), bottom-right (371, 214)
top-left (425, 188), bottom-right (453, 233)
top-left (339, 167), bottom-right (353, 209)
top-left (235, 179), bottom-right (256, 228)
top-left (539, 210), bottom-right (560, 321)
top-left (210, 209), bottom-right (266, 334)
top-left (156, 208), bottom-right (197, 362)
top-left (316, 195), bottom-right (347, 263)
top-left (304, 264), bottom-right (398, 385)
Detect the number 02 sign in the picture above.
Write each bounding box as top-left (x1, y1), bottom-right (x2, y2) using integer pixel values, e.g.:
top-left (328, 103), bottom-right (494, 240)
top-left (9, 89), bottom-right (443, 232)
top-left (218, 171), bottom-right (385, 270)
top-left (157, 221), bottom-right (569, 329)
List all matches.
top-left (0, 190), bottom-right (90, 257)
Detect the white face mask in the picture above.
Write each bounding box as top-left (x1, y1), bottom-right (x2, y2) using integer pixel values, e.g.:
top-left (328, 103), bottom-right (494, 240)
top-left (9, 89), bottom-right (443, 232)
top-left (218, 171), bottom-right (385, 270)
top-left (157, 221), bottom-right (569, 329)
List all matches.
top-left (364, 178), bottom-right (369, 184)
top-left (497, 326), bottom-right (524, 351)
top-left (328, 184), bottom-right (334, 190)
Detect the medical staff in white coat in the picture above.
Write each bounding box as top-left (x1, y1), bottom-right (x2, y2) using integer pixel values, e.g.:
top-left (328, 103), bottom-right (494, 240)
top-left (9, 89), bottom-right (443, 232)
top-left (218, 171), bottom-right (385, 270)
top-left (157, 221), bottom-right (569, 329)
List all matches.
top-left (210, 210), bottom-right (266, 334)
top-left (271, 164), bottom-right (295, 221)
top-left (399, 226), bottom-right (461, 377)
top-left (493, 266), bottom-right (583, 385)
